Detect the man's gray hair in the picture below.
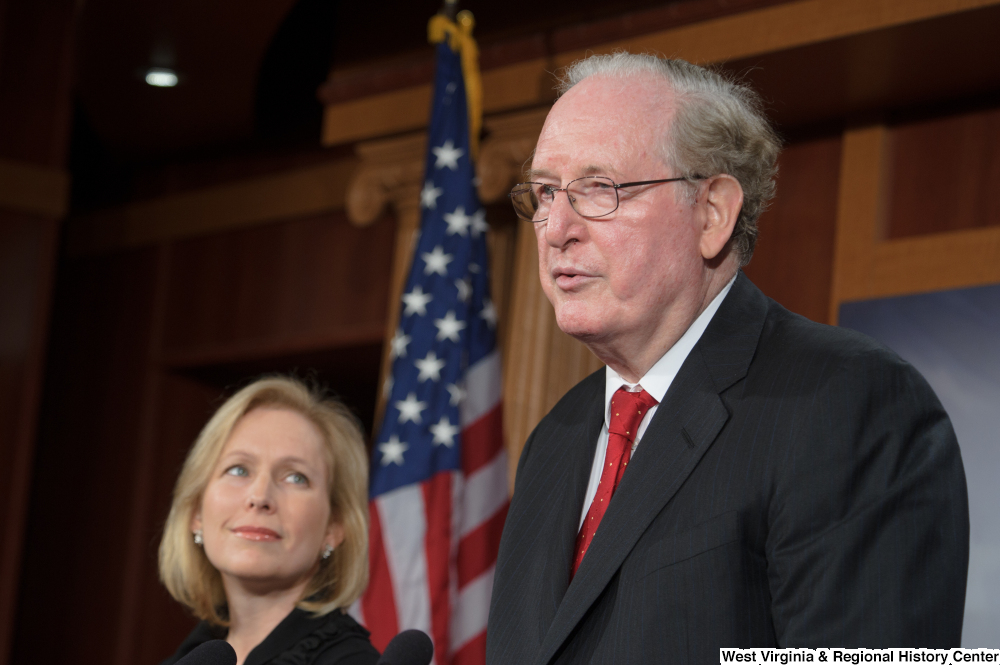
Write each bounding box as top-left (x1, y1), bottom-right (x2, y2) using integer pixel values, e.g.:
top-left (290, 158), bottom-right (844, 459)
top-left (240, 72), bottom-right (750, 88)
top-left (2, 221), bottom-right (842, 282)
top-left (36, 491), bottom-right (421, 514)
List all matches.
top-left (557, 52), bottom-right (781, 265)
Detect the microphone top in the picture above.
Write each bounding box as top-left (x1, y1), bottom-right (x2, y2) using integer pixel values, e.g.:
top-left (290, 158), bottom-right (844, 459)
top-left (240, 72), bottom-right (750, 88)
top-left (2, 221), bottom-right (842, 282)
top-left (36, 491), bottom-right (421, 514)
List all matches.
top-left (377, 629), bottom-right (434, 665)
top-left (174, 639), bottom-right (237, 665)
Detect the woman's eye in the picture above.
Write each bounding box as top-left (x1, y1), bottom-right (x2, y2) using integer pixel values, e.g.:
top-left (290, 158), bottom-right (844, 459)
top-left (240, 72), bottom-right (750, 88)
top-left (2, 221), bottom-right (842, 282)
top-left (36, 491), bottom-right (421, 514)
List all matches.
top-left (224, 465), bottom-right (248, 477)
top-left (286, 472), bottom-right (309, 486)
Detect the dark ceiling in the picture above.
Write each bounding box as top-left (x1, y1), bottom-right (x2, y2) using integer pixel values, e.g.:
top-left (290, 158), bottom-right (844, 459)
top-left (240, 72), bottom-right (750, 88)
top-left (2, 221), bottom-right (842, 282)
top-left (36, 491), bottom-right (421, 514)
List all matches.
top-left (68, 0), bottom-right (768, 212)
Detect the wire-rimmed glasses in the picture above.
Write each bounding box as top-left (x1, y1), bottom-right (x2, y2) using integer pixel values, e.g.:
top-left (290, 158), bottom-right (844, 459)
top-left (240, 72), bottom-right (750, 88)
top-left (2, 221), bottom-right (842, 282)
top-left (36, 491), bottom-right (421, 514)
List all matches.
top-left (508, 175), bottom-right (698, 222)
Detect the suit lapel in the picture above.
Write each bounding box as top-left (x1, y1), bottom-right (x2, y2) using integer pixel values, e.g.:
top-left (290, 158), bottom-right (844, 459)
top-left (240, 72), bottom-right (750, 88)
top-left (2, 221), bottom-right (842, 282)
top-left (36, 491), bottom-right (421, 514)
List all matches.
top-left (533, 273), bottom-right (769, 665)
top-left (489, 370), bottom-right (606, 661)
top-left (535, 378), bottom-right (607, 627)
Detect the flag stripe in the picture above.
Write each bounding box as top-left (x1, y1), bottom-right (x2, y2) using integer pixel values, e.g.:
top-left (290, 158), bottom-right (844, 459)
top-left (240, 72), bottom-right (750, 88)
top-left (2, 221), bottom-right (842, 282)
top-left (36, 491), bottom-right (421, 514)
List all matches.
top-left (458, 452), bottom-right (509, 538)
top-left (457, 502), bottom-right (507, 587)
top-left (423, 472), bottom-right (454, 665)
top-left (461, 351), bottom-right (502, 426)
top-left (363, 503), bottom-right (399, 652)
top-left (461, 405), bottom-right (504, 476)
top-left (452, 632), bottom-right (487, 665)
top-left (378, 485), bottom-right (432, 636)
top-left (450, 565), bottom-right (495, 652)
top-left (364, 37), bottom-right (504, 665)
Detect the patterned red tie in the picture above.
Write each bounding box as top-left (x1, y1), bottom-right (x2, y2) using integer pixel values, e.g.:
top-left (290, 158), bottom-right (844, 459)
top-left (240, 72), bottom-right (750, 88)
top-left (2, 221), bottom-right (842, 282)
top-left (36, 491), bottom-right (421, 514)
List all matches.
top-left (572, 387), bottom-right (659, 578)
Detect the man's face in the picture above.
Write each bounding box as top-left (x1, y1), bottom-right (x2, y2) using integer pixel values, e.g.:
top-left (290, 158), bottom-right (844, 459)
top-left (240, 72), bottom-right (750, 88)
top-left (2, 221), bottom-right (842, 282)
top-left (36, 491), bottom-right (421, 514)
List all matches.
top-left (531, 74), bottom-right (708, 353)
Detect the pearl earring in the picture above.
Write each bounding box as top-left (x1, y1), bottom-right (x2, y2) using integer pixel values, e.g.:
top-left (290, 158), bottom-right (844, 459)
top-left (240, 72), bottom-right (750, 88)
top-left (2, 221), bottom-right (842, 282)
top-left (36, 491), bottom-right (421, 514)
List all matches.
top-left (193, 530), bottom-right (203, 546)
top-left (321, 544), bottom-right (334, 560)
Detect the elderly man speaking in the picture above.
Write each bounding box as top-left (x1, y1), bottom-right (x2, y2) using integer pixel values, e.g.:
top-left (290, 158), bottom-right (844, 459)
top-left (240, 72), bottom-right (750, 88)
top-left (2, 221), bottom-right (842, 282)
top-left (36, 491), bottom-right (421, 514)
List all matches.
top-left (486, 53), bottom-right (969, 664)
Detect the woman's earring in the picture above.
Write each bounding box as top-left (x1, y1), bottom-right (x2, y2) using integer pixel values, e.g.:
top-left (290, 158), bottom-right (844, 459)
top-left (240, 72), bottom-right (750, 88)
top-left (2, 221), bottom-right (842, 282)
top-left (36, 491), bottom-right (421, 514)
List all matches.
top-left (321, 544), bottom-right (334, 560)
top-left (193, 529), bottom-right (203, 546)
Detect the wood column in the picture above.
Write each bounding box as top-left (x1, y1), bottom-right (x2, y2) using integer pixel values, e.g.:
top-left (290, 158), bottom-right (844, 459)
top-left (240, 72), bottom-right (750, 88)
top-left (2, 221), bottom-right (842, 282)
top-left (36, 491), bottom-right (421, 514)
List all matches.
top-left (478, 109), bottom-right (604, 487)
top-left (0, 2), bottom-right (76, 663)
top-left (346, 133), bottom-right (427, 432)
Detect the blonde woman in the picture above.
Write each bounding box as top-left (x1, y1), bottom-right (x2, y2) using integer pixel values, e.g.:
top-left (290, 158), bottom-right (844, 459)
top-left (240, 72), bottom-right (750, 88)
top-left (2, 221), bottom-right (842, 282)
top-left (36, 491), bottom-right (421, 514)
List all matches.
top-left (159, 377), bottom-right (378, 665)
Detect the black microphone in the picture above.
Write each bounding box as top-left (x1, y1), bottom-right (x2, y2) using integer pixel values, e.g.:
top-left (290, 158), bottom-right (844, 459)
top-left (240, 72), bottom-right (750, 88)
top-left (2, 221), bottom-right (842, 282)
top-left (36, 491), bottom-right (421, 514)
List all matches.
top-left (175, 640), bottom-right (237, 665)
top-left (376, 629), bottom-right (434, 665)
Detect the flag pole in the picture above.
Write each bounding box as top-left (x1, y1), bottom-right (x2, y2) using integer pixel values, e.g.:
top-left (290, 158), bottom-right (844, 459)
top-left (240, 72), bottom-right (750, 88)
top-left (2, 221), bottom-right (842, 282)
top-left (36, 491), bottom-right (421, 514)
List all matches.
top-left (440, 0), bottom-right (458, 20)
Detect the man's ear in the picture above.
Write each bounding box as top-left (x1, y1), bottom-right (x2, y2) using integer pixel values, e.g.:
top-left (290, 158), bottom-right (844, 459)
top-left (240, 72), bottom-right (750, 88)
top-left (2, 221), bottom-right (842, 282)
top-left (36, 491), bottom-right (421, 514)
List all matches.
top-left (699, 174), bottom-right (744, 261)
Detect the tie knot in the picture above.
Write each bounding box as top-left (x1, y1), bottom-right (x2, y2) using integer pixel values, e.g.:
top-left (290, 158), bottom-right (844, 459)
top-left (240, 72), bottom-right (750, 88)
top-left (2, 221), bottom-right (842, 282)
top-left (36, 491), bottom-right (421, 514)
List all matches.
top-left (608, 388), bottom-right (658, 443)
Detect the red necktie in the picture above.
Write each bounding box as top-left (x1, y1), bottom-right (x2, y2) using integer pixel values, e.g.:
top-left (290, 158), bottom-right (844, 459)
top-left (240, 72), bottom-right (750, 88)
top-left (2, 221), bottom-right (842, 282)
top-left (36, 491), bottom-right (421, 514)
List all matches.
top-left (572, 387), bottom-right (658, 578)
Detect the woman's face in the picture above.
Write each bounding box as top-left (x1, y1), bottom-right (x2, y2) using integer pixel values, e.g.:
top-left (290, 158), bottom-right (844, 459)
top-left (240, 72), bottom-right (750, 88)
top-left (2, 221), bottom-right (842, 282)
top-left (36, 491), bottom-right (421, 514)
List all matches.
top-left (192, 407), bottom-right (343, 593)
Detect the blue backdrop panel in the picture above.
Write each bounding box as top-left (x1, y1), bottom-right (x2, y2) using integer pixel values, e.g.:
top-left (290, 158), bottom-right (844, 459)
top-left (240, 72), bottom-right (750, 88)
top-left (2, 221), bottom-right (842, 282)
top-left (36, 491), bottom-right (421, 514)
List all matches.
top-left (840, 283), bottom-right (1000, 648)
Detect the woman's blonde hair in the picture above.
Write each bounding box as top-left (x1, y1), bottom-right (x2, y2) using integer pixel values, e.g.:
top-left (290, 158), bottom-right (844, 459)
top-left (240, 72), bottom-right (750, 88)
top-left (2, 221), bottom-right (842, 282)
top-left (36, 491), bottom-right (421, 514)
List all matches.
top-left (158, 376), bottom-right (369, 625)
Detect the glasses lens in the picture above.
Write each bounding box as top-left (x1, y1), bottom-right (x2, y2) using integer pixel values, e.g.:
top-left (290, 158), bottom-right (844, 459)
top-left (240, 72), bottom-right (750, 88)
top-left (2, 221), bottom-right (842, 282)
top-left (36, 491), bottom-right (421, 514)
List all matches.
top-left (567, 177), bottom-right (618, 218)
top-left (510, 184), bottom-right (541, 221)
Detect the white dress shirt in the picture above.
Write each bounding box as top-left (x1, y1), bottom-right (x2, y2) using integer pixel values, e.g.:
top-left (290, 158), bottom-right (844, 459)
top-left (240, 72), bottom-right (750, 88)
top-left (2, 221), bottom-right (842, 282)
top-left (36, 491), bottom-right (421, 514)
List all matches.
top-left (578, 275), bottom-right (737, 529)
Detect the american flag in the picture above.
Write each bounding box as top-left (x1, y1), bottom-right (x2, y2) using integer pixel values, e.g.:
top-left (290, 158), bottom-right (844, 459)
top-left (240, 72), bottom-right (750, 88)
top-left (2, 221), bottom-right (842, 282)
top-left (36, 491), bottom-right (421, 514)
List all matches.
top-left (357, 37), bottom-right (508, 665)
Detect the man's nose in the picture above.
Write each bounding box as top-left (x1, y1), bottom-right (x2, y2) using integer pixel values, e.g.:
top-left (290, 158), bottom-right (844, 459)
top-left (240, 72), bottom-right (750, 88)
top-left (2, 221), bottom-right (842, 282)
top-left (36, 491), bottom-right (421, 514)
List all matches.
top-left (542, 188), bottom-right (586, 248)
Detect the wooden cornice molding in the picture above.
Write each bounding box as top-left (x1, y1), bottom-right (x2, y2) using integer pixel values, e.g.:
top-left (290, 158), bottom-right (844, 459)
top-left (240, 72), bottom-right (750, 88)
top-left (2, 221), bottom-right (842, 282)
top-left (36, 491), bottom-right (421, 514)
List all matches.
top-left (345, 133), bottom-right (427, 227)
top-left (66, 158), bottom-right (357, 257)
top-left (829, 124), bottom-right (1000, 323)
top-left (554, 0), bottom-right (999, 67)
top-left (322, 0), bottom-right (1000, 149)
top-left (322, 57), bottom-right (555, 148)
top-left (0, 158), bottom-right (69, 219)
top-left (478, 108), bottom-right (549, 204)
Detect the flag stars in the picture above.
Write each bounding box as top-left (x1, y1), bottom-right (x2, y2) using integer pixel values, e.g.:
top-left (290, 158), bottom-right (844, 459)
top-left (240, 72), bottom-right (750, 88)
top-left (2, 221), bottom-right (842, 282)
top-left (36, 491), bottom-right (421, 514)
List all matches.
top-left (446, 383), bottom-right (466, 406)
top-left (378, 435), bottom-right (408, 466)
top-left (470, 209), bottom-right (489, 238)
top-left (421, 180), bottom-right (444, 209)
top-left (455, 277), bottom-right (472, 303)
top-left (402, 285), bottom-right (433, 317)
top-left (480, 298), bottom-right (498, 328)
top-left (432, 139), bottom-right (464, 170)
top-left (434, 310), bottom-right (466, 343)
top-left (415, 351), bottom-right (446, 382)
top-left (422, 245), bottom-right (454, 276)
top-left (395, 392), bottom-right (427, 424)
top-left (443, 206), bottom-right (472, 236)
top-left (429, 416), bottom-right (459, 447)
top-left (390, 328), bottom-right (411, 359)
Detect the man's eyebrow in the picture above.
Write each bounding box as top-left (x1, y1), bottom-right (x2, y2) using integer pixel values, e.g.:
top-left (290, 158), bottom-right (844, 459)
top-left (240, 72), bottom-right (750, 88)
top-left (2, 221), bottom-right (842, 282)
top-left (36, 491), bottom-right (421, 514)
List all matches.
top-left (524, 164), bottom-right (620, 180)
top-left (524, 168), bottom-right (555, 179)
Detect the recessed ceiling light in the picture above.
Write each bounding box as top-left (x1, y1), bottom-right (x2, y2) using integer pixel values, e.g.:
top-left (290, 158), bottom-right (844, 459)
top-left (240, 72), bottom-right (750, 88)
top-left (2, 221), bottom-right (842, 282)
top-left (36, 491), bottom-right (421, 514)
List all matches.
top-left (145, 67), bottom-right (178, 87)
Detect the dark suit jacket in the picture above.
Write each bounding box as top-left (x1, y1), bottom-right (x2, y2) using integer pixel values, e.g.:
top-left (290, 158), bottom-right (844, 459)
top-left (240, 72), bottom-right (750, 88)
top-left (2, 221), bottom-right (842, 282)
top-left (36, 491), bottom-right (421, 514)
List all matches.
top-left (487, 273), bottom-right (969, 664)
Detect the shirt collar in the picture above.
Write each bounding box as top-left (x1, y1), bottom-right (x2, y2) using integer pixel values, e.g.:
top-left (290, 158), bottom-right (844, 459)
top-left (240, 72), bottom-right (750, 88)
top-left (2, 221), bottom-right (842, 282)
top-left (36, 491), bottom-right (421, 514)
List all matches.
top-left (604, 273), bottom-right (737, 414)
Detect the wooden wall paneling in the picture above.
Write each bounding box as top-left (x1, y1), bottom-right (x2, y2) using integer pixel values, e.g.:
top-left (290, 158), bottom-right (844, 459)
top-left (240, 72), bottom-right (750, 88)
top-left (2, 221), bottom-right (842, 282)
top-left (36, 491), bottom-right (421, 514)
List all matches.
top-left (161, 211), bottom-right (395, 367)
top-left (111, 245), bottom-right (170, 665)
top-left (65, 158), bottom-right (358, 257)
top-left (12, 247), bottom-right (160, 665)
top-left (0, 158), bottom-right (69, 218)
top-left (742, 135), bottom-right (842, 323)
top-left (0, 214), bottom-right (58, 665)
top-left (0, 2), bottom-right (76, 662)
top-left (888, 105), bottom-right (1000, 238)
top-left (831, 118), bottom-right (1000, 319)
top-left (0, 0), bottom-right (76, 168)
top-left (132, 373), bottom-right (225, 665)
top-left (828, 125), bottom-right (890, 322)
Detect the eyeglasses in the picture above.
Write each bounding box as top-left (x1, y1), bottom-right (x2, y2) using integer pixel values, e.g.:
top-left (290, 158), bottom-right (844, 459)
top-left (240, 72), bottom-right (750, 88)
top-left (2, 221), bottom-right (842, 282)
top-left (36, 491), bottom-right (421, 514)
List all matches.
top-left (508, 175), bottom-right (699, 223)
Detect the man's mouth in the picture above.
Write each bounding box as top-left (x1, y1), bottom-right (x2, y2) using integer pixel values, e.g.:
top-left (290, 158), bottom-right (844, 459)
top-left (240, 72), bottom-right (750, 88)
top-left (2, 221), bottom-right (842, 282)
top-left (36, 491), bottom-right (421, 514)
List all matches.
top-left (553, 270), bottom-right (595, 290)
